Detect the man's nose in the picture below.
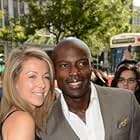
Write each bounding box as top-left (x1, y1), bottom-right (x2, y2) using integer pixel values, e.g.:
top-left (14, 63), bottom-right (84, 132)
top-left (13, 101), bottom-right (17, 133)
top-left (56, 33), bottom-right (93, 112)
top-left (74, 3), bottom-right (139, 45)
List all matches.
top-left (69, 66), bottom-right (79, 75)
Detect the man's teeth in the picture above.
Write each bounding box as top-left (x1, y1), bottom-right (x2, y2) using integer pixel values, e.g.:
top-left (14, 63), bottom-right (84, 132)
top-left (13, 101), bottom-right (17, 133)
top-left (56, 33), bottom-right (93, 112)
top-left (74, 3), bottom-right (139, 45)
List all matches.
top-left (69, 81), bottom-right (81, 86)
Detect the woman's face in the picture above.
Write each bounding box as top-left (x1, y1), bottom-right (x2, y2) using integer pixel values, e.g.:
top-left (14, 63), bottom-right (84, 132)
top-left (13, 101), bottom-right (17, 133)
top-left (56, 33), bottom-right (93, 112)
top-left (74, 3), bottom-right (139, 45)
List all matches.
top-left (15, 57), bottom-right (50, 109)
top-left (117, 70), bottom-right (138, 93)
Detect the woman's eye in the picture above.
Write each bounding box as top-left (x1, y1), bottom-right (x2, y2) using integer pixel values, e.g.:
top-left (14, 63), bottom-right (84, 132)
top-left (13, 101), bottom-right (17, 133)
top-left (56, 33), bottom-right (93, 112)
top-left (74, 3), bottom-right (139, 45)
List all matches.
top-left (44, 75), bottom-right (50, 80)
top-left (29, 75), bottom-right (36, 79)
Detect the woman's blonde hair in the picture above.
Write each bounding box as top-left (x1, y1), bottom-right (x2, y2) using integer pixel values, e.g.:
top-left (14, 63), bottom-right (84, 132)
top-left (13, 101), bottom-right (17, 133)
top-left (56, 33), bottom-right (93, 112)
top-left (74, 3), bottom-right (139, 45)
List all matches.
top-left (0, 47), bottom-right (56, 133)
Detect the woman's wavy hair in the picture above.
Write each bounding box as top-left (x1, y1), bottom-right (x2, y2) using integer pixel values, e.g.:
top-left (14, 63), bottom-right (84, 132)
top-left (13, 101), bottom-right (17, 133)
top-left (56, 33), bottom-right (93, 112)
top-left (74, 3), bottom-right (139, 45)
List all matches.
top-left (0, 47), bottom-right (56, 133)
top-left (111, 64), bottom-right (140, 92)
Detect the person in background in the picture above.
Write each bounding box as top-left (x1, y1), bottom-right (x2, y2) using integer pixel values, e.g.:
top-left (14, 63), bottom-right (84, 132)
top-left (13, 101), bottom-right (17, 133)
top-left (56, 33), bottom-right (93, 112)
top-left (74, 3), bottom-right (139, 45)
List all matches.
top-left (91, 68), bottom-right (108, 86)
top-left (0, 47), bottom-right (56, 140)
top-left (116, 59), bottom-right (137, 70)
top-left (111, 64), bottom-right (140, 104)
top-left (122, 45), bottom-right (132, 60)
top-left (136, 61), bottom-right (140, 73)
top-left (42, 37), bottom-right (140, 140)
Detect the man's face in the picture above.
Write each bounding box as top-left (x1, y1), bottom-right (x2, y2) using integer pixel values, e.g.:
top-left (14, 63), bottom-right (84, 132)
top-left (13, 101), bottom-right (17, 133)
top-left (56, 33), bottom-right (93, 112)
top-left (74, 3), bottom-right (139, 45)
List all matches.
top-left (53, 43), bottom-right (92, 100)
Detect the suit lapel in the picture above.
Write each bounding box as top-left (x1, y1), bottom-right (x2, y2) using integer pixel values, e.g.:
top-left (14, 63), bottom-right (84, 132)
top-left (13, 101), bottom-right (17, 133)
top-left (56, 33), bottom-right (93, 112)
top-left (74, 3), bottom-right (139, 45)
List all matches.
top-left (46, 98), bottom-right (79, 140)
top-left (95, 85), bottom-right (112, 140)
top-left (47, 85), bottom-right (113, 140)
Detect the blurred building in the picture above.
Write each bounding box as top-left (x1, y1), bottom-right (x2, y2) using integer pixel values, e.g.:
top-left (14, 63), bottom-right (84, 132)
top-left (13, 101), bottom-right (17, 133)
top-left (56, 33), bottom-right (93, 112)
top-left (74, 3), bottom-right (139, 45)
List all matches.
top-left (132, 5), bottom-right (140, 32)
top-left (0, 0), bottom-right (28, 27)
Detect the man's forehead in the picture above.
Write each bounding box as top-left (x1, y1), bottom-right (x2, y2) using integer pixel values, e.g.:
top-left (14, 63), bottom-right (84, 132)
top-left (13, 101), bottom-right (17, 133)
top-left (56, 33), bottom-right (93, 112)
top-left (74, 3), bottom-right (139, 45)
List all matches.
top-left (55, 43), bottom-right (89, 55)
top-left (55, 46), bottom-right (88, 59)
top-left (52, 39), bottom-right (91, 62)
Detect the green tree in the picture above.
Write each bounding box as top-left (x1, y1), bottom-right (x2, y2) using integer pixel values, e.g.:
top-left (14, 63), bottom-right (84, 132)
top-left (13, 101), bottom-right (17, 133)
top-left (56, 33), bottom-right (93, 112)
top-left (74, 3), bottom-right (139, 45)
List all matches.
top-left (0, 20), bottom-right (26, 43)
top-left (20, 0), bottom-right (132, 55)
top-left (0, 10), bottom-right (4, 19)
top-left (3, 0), bottom-right (130, 57)
top-left (132, 7), bottom-right (140, 32)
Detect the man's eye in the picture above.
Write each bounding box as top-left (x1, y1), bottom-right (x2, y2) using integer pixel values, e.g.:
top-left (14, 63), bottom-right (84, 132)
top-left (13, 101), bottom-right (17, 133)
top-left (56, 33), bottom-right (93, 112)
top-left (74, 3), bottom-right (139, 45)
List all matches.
top-left (59, 63), bottom-right (69, 68)
top-left (78, 61), bottom-right (88, 68)
top-left (79, 63), bottom-right (84, 67)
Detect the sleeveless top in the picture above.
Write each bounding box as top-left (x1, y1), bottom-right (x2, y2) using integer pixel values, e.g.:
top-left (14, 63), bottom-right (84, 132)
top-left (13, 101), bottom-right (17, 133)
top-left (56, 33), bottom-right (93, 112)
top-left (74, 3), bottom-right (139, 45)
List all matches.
top-left (0, 110), bottom-right (42, 140)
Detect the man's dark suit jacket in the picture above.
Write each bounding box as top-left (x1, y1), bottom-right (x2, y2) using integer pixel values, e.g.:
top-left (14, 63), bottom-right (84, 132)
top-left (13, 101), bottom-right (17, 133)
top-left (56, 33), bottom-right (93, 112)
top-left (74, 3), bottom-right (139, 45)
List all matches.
top-left (42, 85), bottom-right (140, 140)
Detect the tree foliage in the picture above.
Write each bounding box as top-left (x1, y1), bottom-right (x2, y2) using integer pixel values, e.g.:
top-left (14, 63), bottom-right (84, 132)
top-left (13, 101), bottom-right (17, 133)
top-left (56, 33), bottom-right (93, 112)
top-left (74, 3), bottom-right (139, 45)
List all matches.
top-left (0, 10), bottom-right (4, 19)
top-left (0, 20), bottom-right (26, 42)
top-left (1, 0), bottom-right (133, 56)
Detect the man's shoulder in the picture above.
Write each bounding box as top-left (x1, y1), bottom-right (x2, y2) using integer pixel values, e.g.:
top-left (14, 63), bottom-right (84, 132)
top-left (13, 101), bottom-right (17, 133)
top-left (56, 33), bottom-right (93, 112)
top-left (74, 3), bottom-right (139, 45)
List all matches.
top-left (94, 84), bottom-right (139, 113)
top-left (94, 84), bottom-right (133, 99)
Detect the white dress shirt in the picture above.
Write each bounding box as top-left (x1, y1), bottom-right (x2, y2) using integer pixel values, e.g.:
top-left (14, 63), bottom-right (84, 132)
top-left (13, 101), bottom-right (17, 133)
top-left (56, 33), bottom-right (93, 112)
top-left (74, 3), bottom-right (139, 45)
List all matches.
top-left (60, 82), bottom-right (105, 140)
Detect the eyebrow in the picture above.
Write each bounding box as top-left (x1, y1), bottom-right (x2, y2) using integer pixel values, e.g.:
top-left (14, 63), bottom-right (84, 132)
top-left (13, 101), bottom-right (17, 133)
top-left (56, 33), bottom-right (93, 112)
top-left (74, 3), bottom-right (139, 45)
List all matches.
top-left (25, 71), bottom-right (49, 75)
top-left (119, 77), bottom-right (136, 79)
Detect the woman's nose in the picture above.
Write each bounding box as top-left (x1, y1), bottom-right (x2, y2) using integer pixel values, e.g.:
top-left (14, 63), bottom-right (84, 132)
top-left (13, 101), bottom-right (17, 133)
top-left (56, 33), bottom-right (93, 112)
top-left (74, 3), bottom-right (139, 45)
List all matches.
top-left (37, 78), bottom-right (46, 88)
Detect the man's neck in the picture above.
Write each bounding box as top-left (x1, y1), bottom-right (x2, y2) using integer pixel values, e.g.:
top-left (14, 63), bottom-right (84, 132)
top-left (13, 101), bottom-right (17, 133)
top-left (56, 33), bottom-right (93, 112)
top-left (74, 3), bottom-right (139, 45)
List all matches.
top-left (64, 91), bottom-right (91, 122)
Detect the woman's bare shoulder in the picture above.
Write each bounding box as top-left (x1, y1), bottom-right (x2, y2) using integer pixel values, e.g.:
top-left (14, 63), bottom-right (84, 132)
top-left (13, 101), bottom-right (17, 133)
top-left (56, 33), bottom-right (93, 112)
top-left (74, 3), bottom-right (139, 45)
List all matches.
top-left (2, 111), bottom-right (35, 140)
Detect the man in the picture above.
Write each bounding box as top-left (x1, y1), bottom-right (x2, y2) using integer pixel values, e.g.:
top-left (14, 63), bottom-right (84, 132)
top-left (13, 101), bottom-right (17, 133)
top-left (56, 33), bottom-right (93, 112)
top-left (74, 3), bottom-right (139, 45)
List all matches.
top-left (43, 37), bottom-right (140, 140)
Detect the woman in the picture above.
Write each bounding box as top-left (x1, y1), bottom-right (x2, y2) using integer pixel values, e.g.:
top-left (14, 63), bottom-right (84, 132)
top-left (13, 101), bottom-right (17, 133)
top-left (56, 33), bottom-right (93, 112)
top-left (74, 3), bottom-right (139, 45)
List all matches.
top-left (0, 47), bottom-right (56, 140)
top-left (111, 64), bottom-right (140, 104)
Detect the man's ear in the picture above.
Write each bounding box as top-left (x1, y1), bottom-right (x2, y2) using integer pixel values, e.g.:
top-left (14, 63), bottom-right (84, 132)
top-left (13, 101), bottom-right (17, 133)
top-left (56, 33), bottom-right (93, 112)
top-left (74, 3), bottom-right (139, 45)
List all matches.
top-left (90, 62), bottom-right (94, 71)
